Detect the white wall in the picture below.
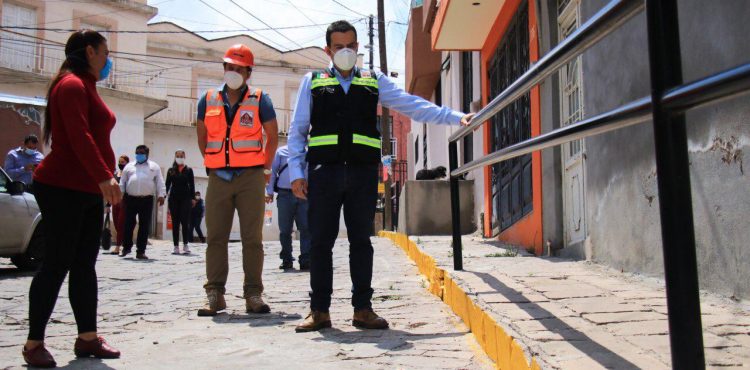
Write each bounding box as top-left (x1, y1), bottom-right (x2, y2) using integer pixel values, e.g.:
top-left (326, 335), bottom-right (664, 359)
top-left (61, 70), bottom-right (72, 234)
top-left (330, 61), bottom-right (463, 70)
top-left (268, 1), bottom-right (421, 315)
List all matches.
top-left (106, 97), bottom-right (146, 161)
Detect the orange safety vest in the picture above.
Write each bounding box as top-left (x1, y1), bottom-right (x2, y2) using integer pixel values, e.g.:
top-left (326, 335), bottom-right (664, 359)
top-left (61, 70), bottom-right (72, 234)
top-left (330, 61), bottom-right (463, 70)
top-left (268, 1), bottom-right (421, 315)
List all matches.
top-left (203, 87), bottom-right (265, 169)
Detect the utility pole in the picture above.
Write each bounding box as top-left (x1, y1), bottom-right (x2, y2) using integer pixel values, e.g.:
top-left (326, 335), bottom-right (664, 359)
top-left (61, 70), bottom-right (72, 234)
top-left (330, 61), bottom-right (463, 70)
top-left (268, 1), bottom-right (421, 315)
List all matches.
top-left (368, 15), bottom-right (375, 70)
top-left (377, 0), bottom-right (392, 231)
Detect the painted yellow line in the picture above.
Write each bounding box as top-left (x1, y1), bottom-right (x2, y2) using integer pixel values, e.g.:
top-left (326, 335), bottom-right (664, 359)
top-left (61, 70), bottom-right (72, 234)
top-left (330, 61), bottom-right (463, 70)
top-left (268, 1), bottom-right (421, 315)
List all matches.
top-left (379, 231), bottom-right (542, 370)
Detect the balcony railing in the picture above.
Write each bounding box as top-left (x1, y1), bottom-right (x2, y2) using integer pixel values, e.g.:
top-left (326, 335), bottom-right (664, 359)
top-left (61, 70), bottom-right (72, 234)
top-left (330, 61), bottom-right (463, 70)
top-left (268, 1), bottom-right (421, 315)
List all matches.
top-left (0, 34), bottom-right (166, 100)
top-left (147, 95), bottom-right (196, 126)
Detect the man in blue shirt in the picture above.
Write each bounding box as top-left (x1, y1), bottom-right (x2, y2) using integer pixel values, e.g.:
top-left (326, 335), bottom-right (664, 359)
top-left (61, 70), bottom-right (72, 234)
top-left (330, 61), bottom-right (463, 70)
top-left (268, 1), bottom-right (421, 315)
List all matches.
top-left (291, 21), bottom-right (473, 333)
top-left (4, 134), bottom-right (44, 192)
top-left (265, 145), bottom-right (311, 271)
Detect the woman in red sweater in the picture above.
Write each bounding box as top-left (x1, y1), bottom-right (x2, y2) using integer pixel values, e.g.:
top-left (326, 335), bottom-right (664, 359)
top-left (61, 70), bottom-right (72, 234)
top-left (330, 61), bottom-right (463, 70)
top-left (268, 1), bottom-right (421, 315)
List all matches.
top-left (23, 30), bottom-right (122, 368)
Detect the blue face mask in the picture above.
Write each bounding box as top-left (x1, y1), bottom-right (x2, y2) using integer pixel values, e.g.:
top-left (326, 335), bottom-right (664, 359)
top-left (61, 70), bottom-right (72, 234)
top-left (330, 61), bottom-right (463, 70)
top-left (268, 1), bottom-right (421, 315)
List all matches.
top-left (24, 148), bottom-right (35, 156)
top-left (135, 154), bottom-right (147, 163)
top-left (99, 58), bottom-right (113, 81)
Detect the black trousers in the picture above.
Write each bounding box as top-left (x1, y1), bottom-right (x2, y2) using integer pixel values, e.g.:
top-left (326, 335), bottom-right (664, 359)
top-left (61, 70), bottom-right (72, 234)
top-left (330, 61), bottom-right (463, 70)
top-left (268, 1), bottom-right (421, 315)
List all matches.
top-left (28, 181), bottom-right (102, 340)
top-left (308, 164), bottom-right (378, 312)
top-left (123, 195), bottom-right (154, 253)
top-left (168, 197), bottom-right (191, 246)
top-left (191, 215), bottom-right (204, 240)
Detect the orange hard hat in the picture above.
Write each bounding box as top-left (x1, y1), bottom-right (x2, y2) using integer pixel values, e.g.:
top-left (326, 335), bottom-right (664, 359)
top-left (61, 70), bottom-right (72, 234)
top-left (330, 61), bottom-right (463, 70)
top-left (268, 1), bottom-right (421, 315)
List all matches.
top-left (223, 44), bottom-right (254, 67)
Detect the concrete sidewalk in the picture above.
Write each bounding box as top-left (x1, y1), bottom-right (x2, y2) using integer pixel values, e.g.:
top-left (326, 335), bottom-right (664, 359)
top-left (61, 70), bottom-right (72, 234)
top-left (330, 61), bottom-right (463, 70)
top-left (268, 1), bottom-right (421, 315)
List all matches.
top-left (0, 238), bottom-right (492, 370)
top-left (381, 233), bottom-right (750, 369)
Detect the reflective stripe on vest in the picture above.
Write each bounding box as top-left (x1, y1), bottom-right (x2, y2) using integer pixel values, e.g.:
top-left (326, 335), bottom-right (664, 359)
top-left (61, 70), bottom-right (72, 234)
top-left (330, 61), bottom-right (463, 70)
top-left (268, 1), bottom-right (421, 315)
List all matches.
top-left (309, 135), bottom-right (338, 147)
top-left (233, 140), bottom-right (262, 149)
top-left (352, 77), bottom-right (378, 88)
top-left (352, 134), bottom-right (381, 149)
top-left (206, 141), bottom-right (223, 150)
top-left (310, 77), bottom-right (339, 89)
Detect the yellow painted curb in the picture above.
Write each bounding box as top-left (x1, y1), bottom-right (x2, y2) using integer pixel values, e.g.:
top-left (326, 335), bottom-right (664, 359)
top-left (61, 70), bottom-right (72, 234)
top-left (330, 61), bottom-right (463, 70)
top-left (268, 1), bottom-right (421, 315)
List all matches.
top-left (379, 231), bottom-right (539, 370)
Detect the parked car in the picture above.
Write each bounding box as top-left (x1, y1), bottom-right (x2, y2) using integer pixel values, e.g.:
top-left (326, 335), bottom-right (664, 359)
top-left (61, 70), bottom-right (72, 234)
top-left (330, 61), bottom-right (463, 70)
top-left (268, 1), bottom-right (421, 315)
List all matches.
top-left (0, 167), bottom-right (43, 269)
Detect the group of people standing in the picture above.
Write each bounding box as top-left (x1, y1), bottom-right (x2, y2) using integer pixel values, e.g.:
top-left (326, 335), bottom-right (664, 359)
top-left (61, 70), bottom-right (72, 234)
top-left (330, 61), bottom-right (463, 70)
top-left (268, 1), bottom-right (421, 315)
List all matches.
top-left (106, 149), bottom-right (205, 259)
top-left (19, 19), bottom-right (472, 368)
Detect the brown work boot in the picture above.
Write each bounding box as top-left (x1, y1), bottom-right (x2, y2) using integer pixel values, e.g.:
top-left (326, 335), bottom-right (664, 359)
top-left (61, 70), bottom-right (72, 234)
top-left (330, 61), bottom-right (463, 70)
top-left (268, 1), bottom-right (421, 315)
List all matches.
top-left (197, 291), bottom-right (226, 316)
top-left (245, 295), bottom-right (270, 314)
top-left (295, 311), bottom-right (332, 333)
top-left (352, 308), bottom-right (389, 329)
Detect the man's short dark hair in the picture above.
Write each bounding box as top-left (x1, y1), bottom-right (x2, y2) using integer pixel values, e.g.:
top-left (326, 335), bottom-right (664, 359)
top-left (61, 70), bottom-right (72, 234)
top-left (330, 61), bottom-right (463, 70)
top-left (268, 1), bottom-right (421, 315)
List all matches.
top-left (135, 144), bottom-right (149, 155)
top-left (24, 134), bottom-right (38, 144)
top-left (326, 20), bottom-right (357, 46)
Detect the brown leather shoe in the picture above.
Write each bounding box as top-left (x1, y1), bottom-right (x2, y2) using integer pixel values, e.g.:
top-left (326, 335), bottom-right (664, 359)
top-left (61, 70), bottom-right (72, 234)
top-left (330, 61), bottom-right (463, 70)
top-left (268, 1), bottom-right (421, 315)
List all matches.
top-left (23, 343), bottom-right (56, 368)
top-left (197, 291), bottom-right (226, 316)
top-left (353, 308), bottom-right (389, 329)
top-left (74, 336), bottom-right (121, 359)
top-left (295, 311), bottom-right (332, 332)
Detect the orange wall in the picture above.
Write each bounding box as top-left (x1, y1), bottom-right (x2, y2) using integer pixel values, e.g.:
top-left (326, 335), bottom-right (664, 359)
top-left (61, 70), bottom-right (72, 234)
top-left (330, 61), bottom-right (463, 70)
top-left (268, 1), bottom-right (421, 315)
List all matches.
top-left (481, 0), bottom-right (543, 255)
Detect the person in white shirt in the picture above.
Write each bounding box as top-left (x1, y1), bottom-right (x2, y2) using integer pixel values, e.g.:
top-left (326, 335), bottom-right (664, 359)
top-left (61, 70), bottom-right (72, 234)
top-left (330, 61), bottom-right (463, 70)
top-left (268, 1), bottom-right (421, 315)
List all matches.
top-left (118, 145), bottom-right (166, 259)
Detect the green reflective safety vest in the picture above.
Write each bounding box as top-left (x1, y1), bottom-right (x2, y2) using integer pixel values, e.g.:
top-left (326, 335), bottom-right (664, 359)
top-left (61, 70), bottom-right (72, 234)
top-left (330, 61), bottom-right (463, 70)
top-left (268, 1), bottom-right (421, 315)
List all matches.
top-left (307, 68), bottom-right (382, 165)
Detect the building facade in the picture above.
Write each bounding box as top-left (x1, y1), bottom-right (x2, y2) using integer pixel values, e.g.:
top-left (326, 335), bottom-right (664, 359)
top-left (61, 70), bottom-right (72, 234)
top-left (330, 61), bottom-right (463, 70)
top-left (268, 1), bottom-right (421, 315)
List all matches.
top-left (412, 0), bottom-right (750, 299)
top-left (0, 0), bottom-right (167, 162)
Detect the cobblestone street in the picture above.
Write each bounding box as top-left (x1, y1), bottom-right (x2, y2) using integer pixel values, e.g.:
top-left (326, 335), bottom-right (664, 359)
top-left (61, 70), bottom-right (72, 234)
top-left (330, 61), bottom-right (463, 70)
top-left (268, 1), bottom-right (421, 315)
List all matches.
top-left (0, 238), bottom-right (492, 369)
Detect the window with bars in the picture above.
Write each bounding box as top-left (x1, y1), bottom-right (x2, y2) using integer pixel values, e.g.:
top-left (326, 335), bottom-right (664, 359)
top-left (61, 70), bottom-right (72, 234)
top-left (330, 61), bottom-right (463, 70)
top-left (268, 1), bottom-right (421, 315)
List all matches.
top-left (1, 2), bottom-right (38, 72)
top-left (488, 0), bottom-right (532, 231)
top-left (558, 0), bottom-right (584, 160)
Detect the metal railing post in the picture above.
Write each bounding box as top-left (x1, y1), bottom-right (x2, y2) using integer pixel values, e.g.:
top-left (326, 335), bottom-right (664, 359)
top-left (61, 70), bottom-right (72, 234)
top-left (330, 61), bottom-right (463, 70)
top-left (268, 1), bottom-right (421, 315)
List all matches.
top-left (645, 1), bottom-right (705, 369)
top-left (448, 141), bottom-right (463, 271)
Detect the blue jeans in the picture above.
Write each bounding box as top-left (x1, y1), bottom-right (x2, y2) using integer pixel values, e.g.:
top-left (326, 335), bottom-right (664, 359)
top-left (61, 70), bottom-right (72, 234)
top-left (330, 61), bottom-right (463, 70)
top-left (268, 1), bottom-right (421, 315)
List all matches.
top-left (276, 190), bottom-right (311, 264)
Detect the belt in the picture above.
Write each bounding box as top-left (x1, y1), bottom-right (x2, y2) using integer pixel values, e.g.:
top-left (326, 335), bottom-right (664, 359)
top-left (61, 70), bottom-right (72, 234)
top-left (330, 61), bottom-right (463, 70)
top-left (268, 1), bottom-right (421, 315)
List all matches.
top-left (126, 194), bottom-right (154, 199)
top-left (277, 188), bottom-right (292, 193)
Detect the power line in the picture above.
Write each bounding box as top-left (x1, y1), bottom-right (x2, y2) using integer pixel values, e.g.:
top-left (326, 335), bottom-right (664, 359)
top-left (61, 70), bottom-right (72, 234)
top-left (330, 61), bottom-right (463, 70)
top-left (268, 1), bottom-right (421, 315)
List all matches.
top-left (261, 0), bottom-right (356, 18)
top-left (331, 0), bottom-right (369, 18)
top-left (0, 33), bottom-right (326, 71)
top-left (284, 0), bottom-right (327, 34)
top-left (0, 20), bottom-right (353, 34)
top-left (227, 0), bottom-right (330, 65)
top-left (196, 0), bottom-right (292, 59)
top-left (19, 0), bottom-right (174, 28)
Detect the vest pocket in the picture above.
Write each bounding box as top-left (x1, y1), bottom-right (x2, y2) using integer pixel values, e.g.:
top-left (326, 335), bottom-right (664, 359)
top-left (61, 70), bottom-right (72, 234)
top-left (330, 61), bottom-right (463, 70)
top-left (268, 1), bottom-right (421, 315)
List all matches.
top-left (205, 140), bottom-right (224, 154)
top-left (231, 138), bottom-right (262, 152)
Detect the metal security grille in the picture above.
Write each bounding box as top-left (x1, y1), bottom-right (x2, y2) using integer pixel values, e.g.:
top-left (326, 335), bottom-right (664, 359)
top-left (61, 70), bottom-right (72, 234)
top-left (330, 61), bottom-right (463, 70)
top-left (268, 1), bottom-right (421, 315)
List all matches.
top-left (487, 0), bottom-right (532, 230)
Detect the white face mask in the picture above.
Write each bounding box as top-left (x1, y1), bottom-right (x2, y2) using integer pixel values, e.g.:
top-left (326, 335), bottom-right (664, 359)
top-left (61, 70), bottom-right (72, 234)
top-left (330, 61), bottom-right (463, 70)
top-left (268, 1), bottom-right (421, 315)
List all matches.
top-left (224, 71), bottom-right (244, 90)
top-left (175, 158), bottom-right (185, 165)
top-left (333, 48), bottom-right (357, 71)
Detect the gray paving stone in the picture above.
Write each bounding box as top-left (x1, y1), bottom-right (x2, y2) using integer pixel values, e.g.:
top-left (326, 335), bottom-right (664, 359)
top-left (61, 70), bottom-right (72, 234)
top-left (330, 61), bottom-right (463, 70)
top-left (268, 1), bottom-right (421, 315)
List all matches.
top-left (0, 238), bottom-right (491, 370)
top-left (408, 235), bottom-right (750, 369)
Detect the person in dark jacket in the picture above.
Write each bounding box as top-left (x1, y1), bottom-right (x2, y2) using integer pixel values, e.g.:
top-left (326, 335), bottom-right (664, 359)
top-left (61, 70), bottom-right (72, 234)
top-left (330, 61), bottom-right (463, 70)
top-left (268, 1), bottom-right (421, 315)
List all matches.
top-left (165, 149), bottom-right (195, 255)
top-left (191, 191), bottom-right (205, 243)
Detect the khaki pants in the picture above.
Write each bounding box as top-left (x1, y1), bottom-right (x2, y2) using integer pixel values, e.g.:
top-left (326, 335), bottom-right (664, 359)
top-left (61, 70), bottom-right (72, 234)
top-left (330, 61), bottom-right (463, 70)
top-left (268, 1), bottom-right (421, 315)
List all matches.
top-left (203, 168), bottom-right (265, 297)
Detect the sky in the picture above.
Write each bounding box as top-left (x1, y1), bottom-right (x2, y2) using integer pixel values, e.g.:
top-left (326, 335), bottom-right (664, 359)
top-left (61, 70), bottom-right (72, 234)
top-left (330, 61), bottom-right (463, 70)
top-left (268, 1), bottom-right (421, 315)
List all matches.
top-left (147, 0), bottom-right (412, 87)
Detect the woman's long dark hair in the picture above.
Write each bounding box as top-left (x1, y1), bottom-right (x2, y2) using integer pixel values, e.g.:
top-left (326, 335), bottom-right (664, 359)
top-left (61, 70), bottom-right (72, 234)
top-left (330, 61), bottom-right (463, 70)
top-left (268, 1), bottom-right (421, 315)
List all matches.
top-left (43, 30), bottom-right (107, 145)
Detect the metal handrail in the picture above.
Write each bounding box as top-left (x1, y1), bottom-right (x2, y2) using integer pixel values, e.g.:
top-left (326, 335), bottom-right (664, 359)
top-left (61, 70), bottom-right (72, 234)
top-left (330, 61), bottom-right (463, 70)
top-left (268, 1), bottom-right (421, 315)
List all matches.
top-left (448, 0), bottom-right (643, 143)
top-left (450, 61), bottom-right (750, 177)
top-left (444, 0), bottom-right (750, 368)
